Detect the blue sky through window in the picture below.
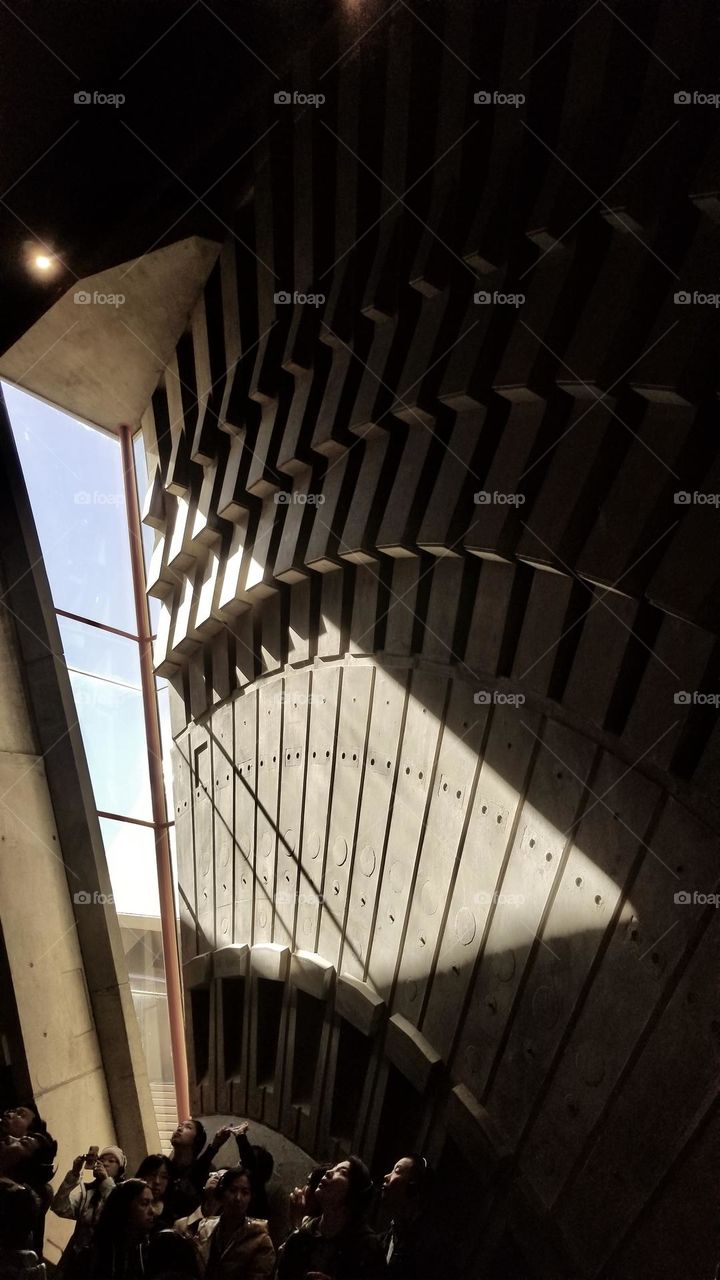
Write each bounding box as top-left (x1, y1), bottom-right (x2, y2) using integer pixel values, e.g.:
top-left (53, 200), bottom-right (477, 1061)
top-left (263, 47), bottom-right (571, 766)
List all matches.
top-left (4, 380), bottom-right (161, 911)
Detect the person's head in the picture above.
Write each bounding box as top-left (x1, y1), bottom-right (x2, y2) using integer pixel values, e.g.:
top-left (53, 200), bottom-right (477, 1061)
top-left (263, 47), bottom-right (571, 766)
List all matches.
top-left (96, 1179), bottom-right (155, 1246)
top-left (0, 1178), bottom-right (40, 1250)
top-left (99, 1146), bottom-right (127, 1183)
top-left (1, 1104), bottom-right (47, 1140)
top-left (136, 1155), bottom-right (172, 1204)
top-left (216, 1167), bottom-right (252, 1224)
top-left (170, 1119), bottom-right (206, 1158)
top-left (146, 1229), bottom-right (200, 1280)
top-left (382, 1154), bottom-right (431, 1213)
top-left (201, 1169), bottom-right (227, 1216)
top-left (316, 1156), bottom-right (373, 1220)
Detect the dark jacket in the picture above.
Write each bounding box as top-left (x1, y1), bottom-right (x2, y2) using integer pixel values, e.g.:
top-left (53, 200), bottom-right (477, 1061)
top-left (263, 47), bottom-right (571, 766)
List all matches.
top-left (205, 1217), bottom-right (275, 1280)
top-left (278, 1217), bottom-right (387, 1280)
top-left (165, 1151), bottom-right (214, 1222)
top-left (382, 1220), bottom-right (450, 1280)
top-left (90, 1236), bottom-right (149, 1280)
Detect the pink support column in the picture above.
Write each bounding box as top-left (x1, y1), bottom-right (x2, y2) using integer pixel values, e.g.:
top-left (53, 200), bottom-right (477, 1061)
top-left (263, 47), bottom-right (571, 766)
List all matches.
top-left (118, 422), bottom-right (190, 1121)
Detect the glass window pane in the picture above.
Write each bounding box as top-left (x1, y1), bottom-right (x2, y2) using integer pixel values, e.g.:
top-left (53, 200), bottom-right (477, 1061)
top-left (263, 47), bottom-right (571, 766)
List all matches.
top-left (100, 817), bottom-right (160, 916)
top-left (103, 818), bottom-right (174, 1090)
top-left (69, 671), bottom-right (152, 820)
top-left (4, 382), bottom-right (137, 630)
top-left (59, 615), bottom-right (141, 686)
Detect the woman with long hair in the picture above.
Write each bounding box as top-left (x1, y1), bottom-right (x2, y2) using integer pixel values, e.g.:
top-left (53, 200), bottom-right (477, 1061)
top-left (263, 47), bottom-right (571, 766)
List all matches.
top-left (277, 1157), bottom-right (386, 1280)
top-left (90, 1179), bottom-right (155, 1280)
top-left (135, 1157), bottom-right (174, 1231)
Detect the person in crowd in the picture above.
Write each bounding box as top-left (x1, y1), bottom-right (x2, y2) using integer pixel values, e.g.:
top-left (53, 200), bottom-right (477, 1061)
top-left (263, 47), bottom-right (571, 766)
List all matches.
top-left (90, 1179), bottom-right (155, 1280)
top-left (136, 1157), bottom-right (174, 1231)
top-left (146, 1229), bottom-right (200, 1280)
top-left (0, 1132), bottom-right (57, 1256)
top-left (277, 1157), bottom-right (386, 1280)
top-left (288, 1164), bottom-right (331, 1232)
top-left (0, 1179), bottom-right (46, 1280)
top-left (51, 1147), bottom-right (127, 1278)
top-left (204, 1167), bottom-right (274, 1280)
top-left (0, 1110), bottom-right (48, 1144)
top-left (209, 1125), bottom-right (287, 1248)
top-left (166, 1122), bottom-right (215, 1221)
top-left (174, 1170), bottom-right (226, 1270)
top-left (380, 1155), bottom-right (442, 1280)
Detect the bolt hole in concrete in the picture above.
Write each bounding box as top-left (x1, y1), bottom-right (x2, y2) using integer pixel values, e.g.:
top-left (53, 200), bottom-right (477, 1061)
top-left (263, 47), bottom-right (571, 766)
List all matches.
top-left (546, 852), bottom-right (552, 861)
top-left (482, 804), bottom-right (487, 813)
top-left (576, 877), bottom-right (582, 886)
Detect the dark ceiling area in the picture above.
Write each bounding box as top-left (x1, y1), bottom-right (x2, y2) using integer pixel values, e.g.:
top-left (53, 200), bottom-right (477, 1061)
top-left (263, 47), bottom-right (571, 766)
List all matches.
top-left (0, 0), bottom-right (337, 351)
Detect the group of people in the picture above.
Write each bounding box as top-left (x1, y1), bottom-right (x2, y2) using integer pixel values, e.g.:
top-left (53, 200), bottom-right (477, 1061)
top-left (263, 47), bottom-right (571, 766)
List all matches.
top-left (0, 1104), bottom-right (437, 1280)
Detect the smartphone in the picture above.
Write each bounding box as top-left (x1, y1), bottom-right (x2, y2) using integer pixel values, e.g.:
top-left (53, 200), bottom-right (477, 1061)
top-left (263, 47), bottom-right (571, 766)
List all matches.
top-left (84, 1146), bottom-right (99, 1170)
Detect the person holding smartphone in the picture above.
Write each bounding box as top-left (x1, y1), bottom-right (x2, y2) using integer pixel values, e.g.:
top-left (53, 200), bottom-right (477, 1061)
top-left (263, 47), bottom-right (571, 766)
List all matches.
top-left (51, 1146), bottom-right (126, 1279)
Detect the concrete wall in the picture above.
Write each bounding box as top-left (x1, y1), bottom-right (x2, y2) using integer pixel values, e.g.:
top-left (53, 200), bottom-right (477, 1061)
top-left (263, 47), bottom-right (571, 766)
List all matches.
top-left (130, 4), bottom-right (720, 1275)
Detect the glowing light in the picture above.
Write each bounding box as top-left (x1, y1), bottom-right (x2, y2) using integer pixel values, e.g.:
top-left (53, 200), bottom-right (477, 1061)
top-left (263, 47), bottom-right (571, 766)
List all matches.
top-left (34, 254), bottom-right (52, 270)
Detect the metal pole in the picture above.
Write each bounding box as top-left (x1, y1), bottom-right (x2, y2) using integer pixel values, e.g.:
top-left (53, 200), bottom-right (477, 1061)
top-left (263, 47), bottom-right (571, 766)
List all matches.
top-left (118, 422), bottom-right (190, 1121)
